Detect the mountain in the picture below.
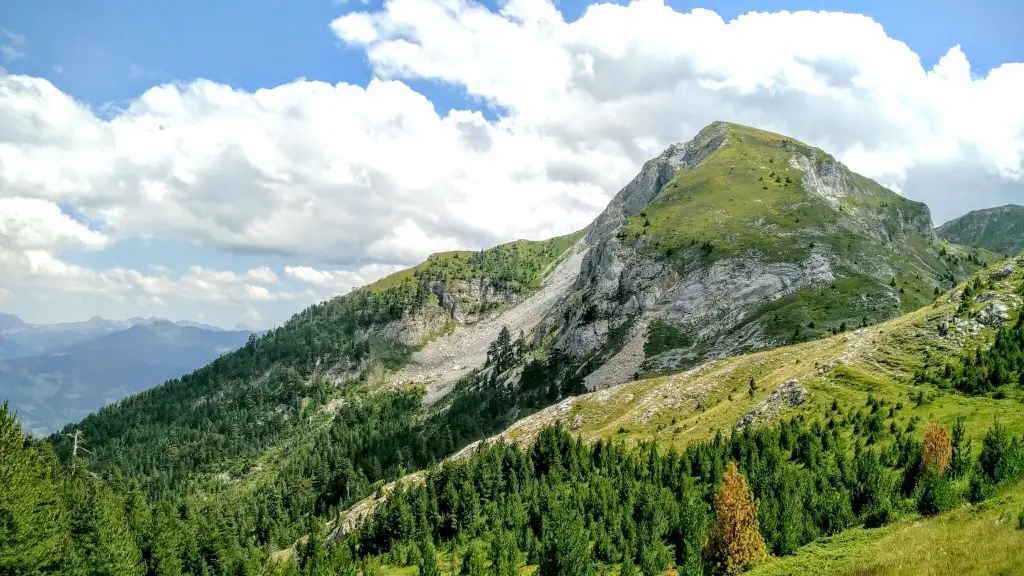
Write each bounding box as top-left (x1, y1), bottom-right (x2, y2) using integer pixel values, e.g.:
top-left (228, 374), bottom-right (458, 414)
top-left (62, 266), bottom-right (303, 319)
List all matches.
top-left (0, 312), bottom-right (25, 331)
top-left (52, 121), bottom-right (991, 489)
top-left (936, 204), bottom-right (1024, 255)
top-left (0, 314), bottom-right (240, 359)
top-left (0, 320), bottom-right (252, 434)
top-left (15, 121), bottom-right (1014, 575)
top-left (335, 250), bottom-right (1024, 575)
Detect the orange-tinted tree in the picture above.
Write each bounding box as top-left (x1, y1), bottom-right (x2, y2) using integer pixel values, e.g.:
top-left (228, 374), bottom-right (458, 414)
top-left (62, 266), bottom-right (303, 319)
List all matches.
top-left (705, 462), bottom-right (767, 575)
top-left (922, 421), bottom-right (952, 476)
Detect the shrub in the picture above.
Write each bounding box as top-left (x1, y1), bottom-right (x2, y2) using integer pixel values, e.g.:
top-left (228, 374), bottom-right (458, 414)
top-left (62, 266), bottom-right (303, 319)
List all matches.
top-left (917, 471), bottom-right (956, 515)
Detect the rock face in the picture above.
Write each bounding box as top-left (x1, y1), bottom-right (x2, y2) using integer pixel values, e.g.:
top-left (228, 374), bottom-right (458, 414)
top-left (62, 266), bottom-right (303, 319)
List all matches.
top-left (937, 204), bottom-right (1024, 255)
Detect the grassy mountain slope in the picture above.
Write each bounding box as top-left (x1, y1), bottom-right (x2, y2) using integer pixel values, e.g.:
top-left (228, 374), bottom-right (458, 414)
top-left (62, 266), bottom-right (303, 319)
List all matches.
top-left (936, 204), bottom-right (1024, 255)
top-left (748, 480), bottom-right (1024, 576)
top-left (547, 122), bottom-right (991, 391)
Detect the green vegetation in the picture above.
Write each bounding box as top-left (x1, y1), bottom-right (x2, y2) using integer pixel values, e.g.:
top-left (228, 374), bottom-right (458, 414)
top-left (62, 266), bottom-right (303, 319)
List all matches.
top-left (747, 481), bottom-right (1024, 576)
top-left (366, 231), bottom-right (585, 295)
top-left (347, 412), bottom-right (1022, 576)
top-left (645, 321), bottom-right (693, 358)
top-left (936, 204), bottom-right (1024, 255)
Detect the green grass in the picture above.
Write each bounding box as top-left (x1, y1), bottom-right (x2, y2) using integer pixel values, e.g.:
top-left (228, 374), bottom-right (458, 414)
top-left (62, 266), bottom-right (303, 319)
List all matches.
top-left (749, 481), bottom-right (1024, 576)
top-left (644, 320), bottom-right (694, 357)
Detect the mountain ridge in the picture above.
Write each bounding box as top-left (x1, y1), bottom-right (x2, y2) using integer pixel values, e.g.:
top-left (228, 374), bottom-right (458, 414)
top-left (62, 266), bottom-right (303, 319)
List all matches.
top-left (0, 319), bottom-right (253, 434)
top-left (936, 203), bottom-right (1024, 255)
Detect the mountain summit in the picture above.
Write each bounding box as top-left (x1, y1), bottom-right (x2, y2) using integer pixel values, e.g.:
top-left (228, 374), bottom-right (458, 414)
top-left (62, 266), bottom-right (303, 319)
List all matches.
top-left (525, 121), bottom-right (984, 388)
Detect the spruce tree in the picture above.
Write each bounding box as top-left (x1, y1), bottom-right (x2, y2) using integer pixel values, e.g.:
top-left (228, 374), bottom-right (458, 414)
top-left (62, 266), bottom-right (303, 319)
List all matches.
top-left (0, 403), bottom-right (72, 574)
top-left (489, 529), bottom-right (520, 576)
top-left (540, 499), bottom-right (594, 576)
top-left (675, 474), bottom-right (708, 576)
top-left (418, 535), bottom-right (441, 576)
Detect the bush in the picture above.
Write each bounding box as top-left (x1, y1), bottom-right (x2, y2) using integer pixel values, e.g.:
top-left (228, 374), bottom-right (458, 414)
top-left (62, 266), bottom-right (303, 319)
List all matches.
top-left (917, 471), bottom-right (956, 516)
top-left (863, 500), bottom-right (892, 528)
top-left (967, 472), bottom-right (991, 504)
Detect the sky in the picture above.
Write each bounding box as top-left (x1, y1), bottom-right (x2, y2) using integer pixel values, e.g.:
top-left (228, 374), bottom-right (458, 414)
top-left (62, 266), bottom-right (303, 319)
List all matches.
top-left (0, 0), bottom-right (1021, 329)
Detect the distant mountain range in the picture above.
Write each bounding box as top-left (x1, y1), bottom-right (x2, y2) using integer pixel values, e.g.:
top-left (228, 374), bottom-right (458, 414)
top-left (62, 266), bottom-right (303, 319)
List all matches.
top-left (0, 314), bottom-right (254, 435)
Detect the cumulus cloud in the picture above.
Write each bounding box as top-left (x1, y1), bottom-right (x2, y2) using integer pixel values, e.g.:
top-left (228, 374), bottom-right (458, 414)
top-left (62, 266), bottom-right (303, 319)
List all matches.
top-left (285, 263), bottom-right (407, 291)
top-left (0, 197), bottom-right (109, 251)
top-left (1, 0), bottom-right (1023, 325)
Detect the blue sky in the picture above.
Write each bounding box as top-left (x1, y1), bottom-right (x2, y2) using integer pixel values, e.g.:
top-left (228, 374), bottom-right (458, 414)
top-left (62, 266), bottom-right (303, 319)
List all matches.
top-left (1, 0), bottom-right (1022, 328)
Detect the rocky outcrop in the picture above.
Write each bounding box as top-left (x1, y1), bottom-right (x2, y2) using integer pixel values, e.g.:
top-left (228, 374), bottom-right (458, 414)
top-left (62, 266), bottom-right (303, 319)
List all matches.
top-left (584, 122), bottom-right (729, 244)
top-left (736, 379), bottom-right (808, 430)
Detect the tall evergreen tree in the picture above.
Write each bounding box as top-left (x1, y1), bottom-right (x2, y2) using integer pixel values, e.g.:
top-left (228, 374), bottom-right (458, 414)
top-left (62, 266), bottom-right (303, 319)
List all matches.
top-left (460, 541), bottom-right (488, 576)
top-left (489, 529), bottom-right (520, 576)
top-left (417, 535), bottom-right (441, 576)
top-left (540, 498), bottom-right (593, 576)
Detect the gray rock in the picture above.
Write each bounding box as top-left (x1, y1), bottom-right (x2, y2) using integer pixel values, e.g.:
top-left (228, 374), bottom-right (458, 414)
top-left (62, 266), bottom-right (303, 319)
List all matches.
top-left (992, 263), bottom-right (1016, 280)
top-left (736, 379), bottom-right (808, 430)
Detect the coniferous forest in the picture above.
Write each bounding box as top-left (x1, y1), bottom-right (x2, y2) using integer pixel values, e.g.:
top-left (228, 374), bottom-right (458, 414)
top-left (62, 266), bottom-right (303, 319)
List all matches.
top-left (4, 386), bottom-right (1024, 576)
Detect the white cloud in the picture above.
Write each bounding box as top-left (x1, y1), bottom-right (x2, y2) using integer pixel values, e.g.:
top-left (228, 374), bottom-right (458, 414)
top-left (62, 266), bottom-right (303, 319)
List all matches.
top-left (284, 263), bottom-right (406, 291)
top-left (0, 197), bottom-right (109, 251)
top-left (246, 266), bottom-right (280, 284)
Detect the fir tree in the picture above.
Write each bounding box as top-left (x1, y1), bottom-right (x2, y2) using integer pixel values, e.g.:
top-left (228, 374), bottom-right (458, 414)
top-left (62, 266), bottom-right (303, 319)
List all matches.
top-left (461, 541), bottom-right (488, 576)
top-left (489, 529), bottom-right (520, 576)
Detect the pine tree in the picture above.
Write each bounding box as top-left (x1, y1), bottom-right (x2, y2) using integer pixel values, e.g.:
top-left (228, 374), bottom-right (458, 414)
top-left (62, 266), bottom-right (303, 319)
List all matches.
top-left (0, 403), bottom-right (72, 574)
top-left (489, 529), bottom-right (520, 576)
top-left (418, 535), bottom-right (441, 576)
top-left (706, 462), bottom-right (767, 575)
top-left (84, 483), bottom-right (146, 576)
top-left (675, 474), bottom-right (708, 576)
top-left (461, 540), bottom-right (488, 576)
top-left (540, 499), bottom-right (594, 576)
top-left (950, 415), bottom-right (971, 478)
top-left (619, 549), bottom-right (640, 576)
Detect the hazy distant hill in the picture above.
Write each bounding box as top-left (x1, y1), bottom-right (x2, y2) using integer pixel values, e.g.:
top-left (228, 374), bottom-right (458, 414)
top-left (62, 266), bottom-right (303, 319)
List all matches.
top-left (0, 317), bottom-right (251, 434)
